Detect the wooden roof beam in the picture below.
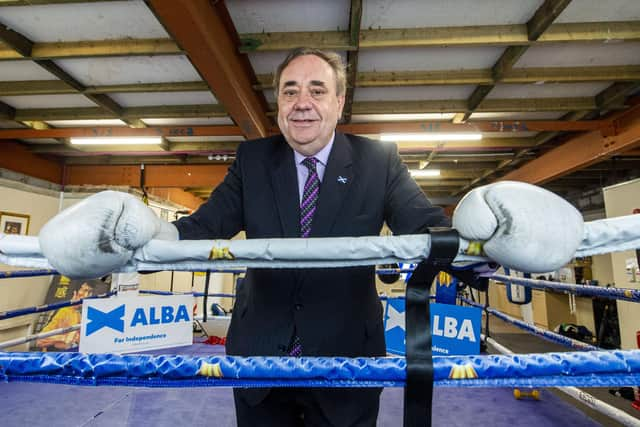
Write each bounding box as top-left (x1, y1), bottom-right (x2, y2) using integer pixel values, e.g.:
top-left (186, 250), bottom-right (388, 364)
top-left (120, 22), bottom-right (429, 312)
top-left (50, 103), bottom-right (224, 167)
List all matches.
top-left (0, 39), bottom-right (181, 60)
top-left (147, 0), bottom-right (270, 139)
top-left (458, 0), bottom-right (572, 122)
top-left (239, 21), bottom-right (640, 51)
top-left (341, 0), bottom-right (362, 124)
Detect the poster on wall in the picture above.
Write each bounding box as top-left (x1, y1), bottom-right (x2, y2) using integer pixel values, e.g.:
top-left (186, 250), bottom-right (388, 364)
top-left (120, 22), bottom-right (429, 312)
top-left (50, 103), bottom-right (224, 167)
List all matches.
top-left (32, 275), bottom-right (111, 352)
top-left (0, 211), bottom-right (30, 235)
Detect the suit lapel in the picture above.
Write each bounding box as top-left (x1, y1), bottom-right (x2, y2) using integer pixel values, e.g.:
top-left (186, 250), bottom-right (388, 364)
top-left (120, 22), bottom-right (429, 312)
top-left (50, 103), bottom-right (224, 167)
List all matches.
top-left (269, 138), bottom-right (301, 238)
top-left (311, 132), bottom-right (354, 237)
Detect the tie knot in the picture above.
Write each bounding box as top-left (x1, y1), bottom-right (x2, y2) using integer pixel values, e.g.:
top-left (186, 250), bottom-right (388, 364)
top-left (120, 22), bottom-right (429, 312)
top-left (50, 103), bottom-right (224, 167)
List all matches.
top-left (302, 157), bottom-right (318, 171)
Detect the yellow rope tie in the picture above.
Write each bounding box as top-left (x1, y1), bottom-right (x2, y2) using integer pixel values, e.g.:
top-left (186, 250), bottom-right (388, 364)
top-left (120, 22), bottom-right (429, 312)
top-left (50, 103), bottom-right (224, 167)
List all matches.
top-left (208, 246), bottom-right (234, 260)
top-left (465, 241), bottom-right (484, 256)
top-left (448, 364), bottom-right (478, 380)
top-left (198, 362), bottom-right (224, 377)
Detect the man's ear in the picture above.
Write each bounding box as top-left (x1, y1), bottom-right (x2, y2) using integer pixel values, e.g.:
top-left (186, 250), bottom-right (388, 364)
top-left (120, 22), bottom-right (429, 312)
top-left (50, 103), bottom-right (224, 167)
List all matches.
top-left (337, 95), bottom-right (346, 118)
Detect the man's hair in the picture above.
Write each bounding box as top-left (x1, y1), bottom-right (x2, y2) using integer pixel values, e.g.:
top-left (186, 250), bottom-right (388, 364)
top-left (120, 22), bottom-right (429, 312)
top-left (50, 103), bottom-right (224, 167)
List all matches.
top-left (273, 47), bottom-right (347, 97)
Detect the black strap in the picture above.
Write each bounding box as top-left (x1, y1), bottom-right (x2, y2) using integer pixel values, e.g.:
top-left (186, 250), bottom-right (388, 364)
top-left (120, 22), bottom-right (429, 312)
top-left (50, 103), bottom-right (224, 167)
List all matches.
top-left (404, 229), bottom-right (459, 427)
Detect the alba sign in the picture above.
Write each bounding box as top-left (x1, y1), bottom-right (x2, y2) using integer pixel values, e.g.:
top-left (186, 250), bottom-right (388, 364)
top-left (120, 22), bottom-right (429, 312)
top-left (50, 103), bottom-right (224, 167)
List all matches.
top-left (80, 294), bottom-right (193, 353)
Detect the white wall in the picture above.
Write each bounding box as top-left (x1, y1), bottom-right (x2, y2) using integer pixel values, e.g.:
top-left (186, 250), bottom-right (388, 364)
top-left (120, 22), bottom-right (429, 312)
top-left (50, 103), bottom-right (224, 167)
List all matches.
top-left (0, 180), bottom-right (196, 350)
top-left (603, 177), bottom-right (640, 350)
top-left (0, 184), bottom-right (61, 350)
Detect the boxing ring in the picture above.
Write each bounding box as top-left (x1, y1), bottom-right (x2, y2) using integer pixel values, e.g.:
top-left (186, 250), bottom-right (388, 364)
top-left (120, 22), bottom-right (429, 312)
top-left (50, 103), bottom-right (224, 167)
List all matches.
top-left (1, 214), bottom-right (640, 426)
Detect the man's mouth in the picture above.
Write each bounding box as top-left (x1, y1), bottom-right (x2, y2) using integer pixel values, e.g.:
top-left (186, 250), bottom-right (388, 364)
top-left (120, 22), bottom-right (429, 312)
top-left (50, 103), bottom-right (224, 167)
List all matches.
top-left (290, 118), bottom-right (318, 126)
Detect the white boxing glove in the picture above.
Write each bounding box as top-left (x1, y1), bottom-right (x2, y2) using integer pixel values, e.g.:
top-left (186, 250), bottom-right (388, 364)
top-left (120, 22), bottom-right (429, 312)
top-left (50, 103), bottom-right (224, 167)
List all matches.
top-left (452, 181), bottom-right (583, 273)
top-left (39, 191), bottom-right (178, 279)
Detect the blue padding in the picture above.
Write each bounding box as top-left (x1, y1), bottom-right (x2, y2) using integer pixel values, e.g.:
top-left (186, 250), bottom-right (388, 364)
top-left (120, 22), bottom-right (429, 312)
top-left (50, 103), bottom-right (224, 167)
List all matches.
top-left (0, 292), bottom-right (114, 320)
top-left (1, 350), bottom-right (639, 388)
top-left (0, 269), bottom-right (57, 279)
top-left (491, 274), bottom-right (640, 302)
top-left (461, 297), bottom-right (599, 351)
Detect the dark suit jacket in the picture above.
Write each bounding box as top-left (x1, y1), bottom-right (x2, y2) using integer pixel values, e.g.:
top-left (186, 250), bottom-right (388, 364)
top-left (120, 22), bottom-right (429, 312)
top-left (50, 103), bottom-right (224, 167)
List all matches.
top-left (175, 132), bottom-right (449, 406)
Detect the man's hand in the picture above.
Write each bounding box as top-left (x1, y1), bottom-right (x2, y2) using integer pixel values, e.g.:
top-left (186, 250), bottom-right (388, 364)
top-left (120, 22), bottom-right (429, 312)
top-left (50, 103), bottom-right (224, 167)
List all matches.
top-left (452, 181), bottom-right (584, 273)
top-left (39, 191), bottom-right (178, 279)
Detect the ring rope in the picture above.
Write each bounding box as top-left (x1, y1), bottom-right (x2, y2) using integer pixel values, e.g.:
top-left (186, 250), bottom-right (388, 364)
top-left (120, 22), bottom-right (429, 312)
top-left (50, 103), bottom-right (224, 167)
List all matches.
top-left (484, 335), bottom-right (640, 427)
top-left (0, 325), bottom-right (80, 350)
top-left (490, 273), bottom-right (640, 302)
top-left (0, 291), bottom-right (115, 321)
top-left (460, 297), bottom-right (600, 351)
top-left (1, 350), bottom-right (640, 388)
top-left (1, 214), bottom-right (639, 271)
top-left (0, 269), bottom-right (57, 279)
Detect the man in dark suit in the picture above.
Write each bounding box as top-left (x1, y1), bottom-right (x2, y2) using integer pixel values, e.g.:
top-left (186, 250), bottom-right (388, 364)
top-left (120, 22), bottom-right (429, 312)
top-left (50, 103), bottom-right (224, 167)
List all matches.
top-left (174, 47), bottom-right (449, 426)
top-left (39, 46), bottom-right (586, 427)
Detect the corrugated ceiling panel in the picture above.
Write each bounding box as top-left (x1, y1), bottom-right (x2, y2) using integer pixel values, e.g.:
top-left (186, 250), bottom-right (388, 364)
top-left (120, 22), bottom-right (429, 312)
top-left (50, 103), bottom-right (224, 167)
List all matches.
top-left (362, 0), bottom-right (544, 28)
top-left (358, 47), bottom-right (505, 71)
top-left (515, 42), bottom-right (640, 67)
top-left (142, 118), bottom-right (235, 126)
top-left (0, 94), bottom-right (96, 109)
top-left (487, 82), bottom-right (611, 99)
top-left (45, 119), bottom-right (127, 127)
top-left (0, 0), bottom-right (167, 42)
top-left (555, 0), bottom-right (640, 23)
top-left (54, 56), bottom-right (201, 86)
top-left (354, 86), bottom-right (476, 101)
top-left (109, 92), bottom-right (218, 107)
top-left (227, 0), bottom-right (350, 32)
top-left (470, 111), bottom-right (567, 120)
top-left (351, 113), bottom-right (455, 122)
top-left (0, 61), bottom-right (59, 81)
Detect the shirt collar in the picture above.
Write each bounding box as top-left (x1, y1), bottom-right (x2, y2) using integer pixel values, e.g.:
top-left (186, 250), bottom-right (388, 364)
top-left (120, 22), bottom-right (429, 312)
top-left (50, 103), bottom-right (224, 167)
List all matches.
top-left (293, 132), bottom-right (334, 166)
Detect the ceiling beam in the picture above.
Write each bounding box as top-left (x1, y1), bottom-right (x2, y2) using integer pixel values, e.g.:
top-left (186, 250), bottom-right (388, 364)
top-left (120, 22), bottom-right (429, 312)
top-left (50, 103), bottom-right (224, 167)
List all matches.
top-left (254, 66), bottom-right (640, 89)
top-left (239, 21), bottom-right (640, 51)
top-left (500, 108), bottom-right (640, 184)
top-left (147, 0), bottom-right (270, 139)
top-left (0, 119), bottom-right (604, 140)
top-left (458, 0), bottom-right (572, 122)
top-left (14, 104), bottom-right (226, 121)
top-left (64, 163), bottom-right (229, 187)
top-left (341, 0), bottom-right (362, 124)
top-left (0, 0), bottom-right (123, 5)
top-left (0, 39), bottom-right (181, 60)
top-left (0, 125), bottom-right (243, 139)
top-left (0, 80), bottom-right (209, 96)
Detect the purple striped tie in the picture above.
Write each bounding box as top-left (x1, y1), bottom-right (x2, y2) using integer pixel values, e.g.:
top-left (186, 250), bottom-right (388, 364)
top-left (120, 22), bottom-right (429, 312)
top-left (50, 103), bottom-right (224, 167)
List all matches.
top-left (300, 157), bottom-right (320, 238)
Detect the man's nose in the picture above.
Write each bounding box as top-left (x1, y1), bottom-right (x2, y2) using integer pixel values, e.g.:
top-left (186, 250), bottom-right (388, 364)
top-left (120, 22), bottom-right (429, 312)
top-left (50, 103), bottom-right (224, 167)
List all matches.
top-left (294, 90), bottom-right (313, 109)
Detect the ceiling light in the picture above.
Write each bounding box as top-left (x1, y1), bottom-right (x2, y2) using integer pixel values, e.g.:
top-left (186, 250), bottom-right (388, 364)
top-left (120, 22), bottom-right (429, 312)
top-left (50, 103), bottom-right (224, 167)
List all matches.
top-left (410, 169), bottom-right (441, 178)
top-left (380, 133), bottom-right (482, 142)
top-left (70, 137), bottom-right (162, 145)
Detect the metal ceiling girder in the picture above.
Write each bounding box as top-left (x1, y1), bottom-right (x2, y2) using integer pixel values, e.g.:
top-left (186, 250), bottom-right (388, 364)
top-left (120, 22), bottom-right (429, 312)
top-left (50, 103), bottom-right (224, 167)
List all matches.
top-left (147, 0), bottom-right (270, 139)
top-left (0, 125), bottom-right (243, 139)
top-left (500, 108), bottom-right (640, 184)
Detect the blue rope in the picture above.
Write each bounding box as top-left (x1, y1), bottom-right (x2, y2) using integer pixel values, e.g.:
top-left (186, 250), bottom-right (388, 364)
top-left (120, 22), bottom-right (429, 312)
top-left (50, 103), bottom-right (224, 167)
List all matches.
top-left (0, 292), bottom-right (115, 321)
top-left (490, 274), bottom-right (640, 302)
top-left (460, 297), bottom-right (600, 351)
top-left (0, 269), bottom-right (57, 279)
top-left (1, 350), bottom-right (639, 388)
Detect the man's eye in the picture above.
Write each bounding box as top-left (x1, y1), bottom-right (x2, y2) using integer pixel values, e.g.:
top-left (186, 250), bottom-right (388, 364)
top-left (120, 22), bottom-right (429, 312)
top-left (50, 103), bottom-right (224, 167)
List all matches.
top-left (311, 89), bottom-right (325, 97)
top-left (283, 90), bottom-right (297, 97)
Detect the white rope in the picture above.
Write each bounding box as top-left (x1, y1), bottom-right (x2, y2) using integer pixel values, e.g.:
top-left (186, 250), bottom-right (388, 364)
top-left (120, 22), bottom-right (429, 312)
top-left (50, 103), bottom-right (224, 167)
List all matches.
top-left (484, 335), bottom-right (640, 427)
top-left (0, 215), bottom-right (638, 272)
top-left (0, 324), bottom-right (80, 350)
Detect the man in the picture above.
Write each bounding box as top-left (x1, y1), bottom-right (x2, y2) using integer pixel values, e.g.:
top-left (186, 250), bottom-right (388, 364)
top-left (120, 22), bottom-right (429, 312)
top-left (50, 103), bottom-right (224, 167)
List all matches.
top-left (39, 48), bottom-right (584, 426)
top-left (36, 281), bottom-right (94, 351)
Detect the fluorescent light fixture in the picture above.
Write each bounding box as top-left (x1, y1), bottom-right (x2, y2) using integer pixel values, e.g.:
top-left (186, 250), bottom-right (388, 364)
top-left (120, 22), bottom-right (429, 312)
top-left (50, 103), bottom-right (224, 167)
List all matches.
top-left (410, 169), bottom-right (441, 178)
top-left (380, 133), bottom-right (482, 142)
top-left (70, 137), bottom-right (162, 145)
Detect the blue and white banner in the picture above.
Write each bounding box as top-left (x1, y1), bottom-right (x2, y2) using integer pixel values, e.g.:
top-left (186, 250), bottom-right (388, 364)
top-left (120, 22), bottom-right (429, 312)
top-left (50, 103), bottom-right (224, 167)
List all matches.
top-left (80, 295), bottom-right (193, 354)
top-left (384, 300), bottom-right (482, 356)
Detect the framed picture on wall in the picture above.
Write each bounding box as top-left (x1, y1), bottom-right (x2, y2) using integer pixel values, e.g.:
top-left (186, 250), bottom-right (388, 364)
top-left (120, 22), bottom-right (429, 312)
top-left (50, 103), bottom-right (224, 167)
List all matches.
top-left (0, 211), bottom-right (30, 235)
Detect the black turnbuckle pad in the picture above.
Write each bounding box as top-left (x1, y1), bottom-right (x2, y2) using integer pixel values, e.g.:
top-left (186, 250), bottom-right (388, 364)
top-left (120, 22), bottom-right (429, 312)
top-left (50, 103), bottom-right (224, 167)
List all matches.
top-left (403, 229), bottom-right (459, 427)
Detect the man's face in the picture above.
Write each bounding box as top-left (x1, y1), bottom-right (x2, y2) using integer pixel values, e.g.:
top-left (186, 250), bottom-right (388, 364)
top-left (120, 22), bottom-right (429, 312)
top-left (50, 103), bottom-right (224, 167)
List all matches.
top-left (277, 54), bottom-right (345, 156)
